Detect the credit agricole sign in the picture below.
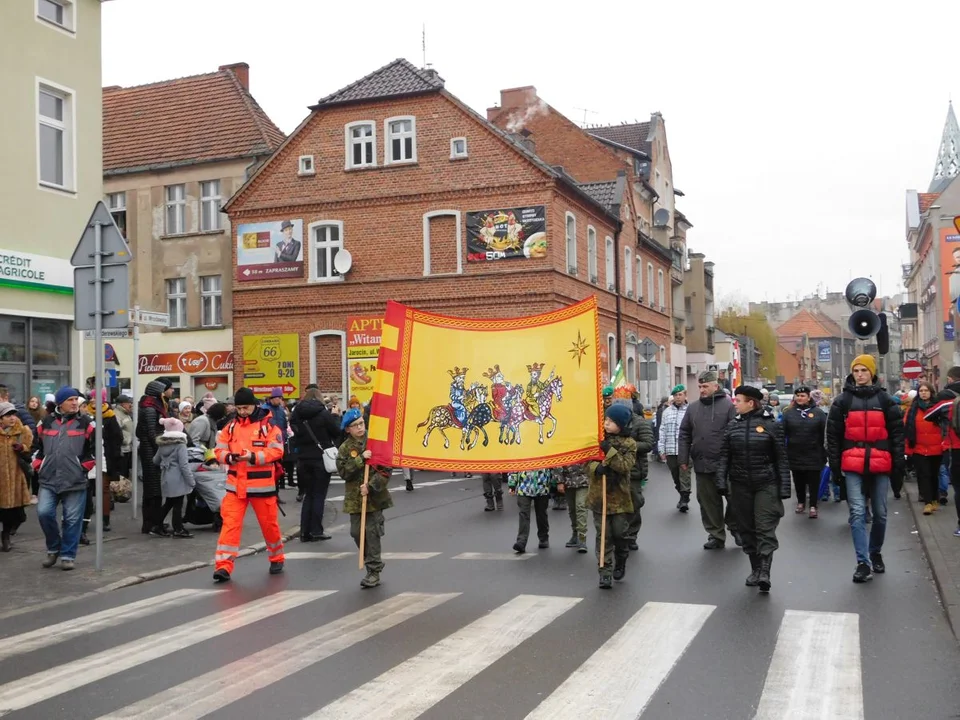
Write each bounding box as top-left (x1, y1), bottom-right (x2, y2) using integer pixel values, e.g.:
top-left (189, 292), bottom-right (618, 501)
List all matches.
top-left (0, 251), bottom-right (73, 293)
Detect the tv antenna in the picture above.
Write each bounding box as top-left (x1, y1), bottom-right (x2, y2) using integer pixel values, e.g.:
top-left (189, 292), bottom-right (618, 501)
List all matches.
top-left (574, 107), bottom-right (598, 126)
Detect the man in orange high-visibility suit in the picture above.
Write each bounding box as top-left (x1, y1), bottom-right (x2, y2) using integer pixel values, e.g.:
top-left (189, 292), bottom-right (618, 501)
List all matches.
top-left (212, 387), bottom-right (286, 583)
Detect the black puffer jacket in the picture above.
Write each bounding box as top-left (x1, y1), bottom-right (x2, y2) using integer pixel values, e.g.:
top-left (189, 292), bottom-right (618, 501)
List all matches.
top-left (136, 380), bottom-right (168, 498)
top-left (628, 413), bottom-right (654, 481)
top-left (781, 402), bottom-right (827, 471)
top-left (290, 398), bottom-right (341, 460)
top-left (715, 408), bottom-right (791, 497)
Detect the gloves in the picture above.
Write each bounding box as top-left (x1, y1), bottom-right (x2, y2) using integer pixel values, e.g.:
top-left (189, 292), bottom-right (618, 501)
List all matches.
top-left (599, 438), bottom-right (612, 454)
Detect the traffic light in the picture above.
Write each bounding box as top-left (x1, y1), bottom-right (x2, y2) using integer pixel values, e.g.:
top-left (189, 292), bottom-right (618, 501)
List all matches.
top-left (845, 278), bottom-right (889, 355)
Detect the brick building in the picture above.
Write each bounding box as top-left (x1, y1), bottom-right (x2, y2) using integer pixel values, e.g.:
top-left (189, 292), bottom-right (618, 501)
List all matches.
top-left (225, 59), bottom-right (656, 400)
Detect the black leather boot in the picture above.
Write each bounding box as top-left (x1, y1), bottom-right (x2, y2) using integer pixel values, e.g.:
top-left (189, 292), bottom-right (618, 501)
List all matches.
top-left (745, 554), bottom-right (761, 586)
top-left (495, 492), bottom-right (504, 511)
top-left (613, 553), bottom-right (627, 581)
top-left (758, 555), bottom-right (772, 593)
top-left (483, 493), bottom-right (495, 511)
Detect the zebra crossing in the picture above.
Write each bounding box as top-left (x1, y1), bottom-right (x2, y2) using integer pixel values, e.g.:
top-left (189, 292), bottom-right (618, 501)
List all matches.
top-left (0, 587), bottom-right (866, 719)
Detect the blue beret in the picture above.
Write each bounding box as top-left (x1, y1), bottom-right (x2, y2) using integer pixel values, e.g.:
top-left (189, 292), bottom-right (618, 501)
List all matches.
top-left (340, 407), bottom-right (363, 431)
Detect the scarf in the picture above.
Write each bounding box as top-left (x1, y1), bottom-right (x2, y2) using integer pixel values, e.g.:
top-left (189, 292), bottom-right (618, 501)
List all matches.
top-left (905, 398), bottom-right (932, 447)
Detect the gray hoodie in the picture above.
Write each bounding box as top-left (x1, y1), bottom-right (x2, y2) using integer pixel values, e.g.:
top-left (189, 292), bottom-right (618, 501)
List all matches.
top-left (677, 390), bottom-right (736, 473)
top-left (153, 432), bottom-right (196, 498)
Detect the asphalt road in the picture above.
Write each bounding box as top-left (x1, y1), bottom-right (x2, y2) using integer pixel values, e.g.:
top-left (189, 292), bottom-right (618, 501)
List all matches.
top-left (1, 463), bottom-right (959, 720)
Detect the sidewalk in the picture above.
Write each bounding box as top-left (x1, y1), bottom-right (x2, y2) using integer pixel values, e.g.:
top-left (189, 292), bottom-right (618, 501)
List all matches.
top-left (0, 486), bottom-right (305, 618)
top-left (905, 479), bottom-right (960, 641)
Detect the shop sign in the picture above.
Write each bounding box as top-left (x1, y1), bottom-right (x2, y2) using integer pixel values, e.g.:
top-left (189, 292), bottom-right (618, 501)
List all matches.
top-left (346, 316), bottom-right (382, 406)
top-left (236, 219), bottom-right (304, 281)
top-left (242, 333), bottom-right (300, 397)
top-left (137, 350), bottom-right (234, 375)
top-left (0, 250), bottom-right (73, 293)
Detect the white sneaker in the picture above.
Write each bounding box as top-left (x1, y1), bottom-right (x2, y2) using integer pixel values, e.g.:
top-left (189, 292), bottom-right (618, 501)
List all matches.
top-left (30, 496), bottom-right (38, 505)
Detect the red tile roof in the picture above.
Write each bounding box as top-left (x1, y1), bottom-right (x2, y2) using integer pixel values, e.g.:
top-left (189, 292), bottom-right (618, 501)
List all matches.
top-left (775, 309), bottom-right (843, 339)
top-left (103, 65), bottom-right (285, 175)
top-left (919, 192), bottom-right (940, 213)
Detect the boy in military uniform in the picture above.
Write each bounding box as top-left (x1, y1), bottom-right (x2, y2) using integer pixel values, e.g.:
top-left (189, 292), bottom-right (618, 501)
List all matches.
top-left (585, 404), bottom-right (637, 588)
top-left (336, 408), bottom-right (393, 588)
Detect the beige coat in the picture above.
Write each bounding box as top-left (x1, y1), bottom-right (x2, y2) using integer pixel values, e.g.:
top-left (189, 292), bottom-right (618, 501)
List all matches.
top-left (0, 419), bottom-right (32, 510)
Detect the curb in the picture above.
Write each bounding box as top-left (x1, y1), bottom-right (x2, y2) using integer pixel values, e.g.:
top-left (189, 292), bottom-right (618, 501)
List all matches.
top-left (905, 482), bottom-right (959, 642)
top-left (0, 524), bottom-right (302, 621)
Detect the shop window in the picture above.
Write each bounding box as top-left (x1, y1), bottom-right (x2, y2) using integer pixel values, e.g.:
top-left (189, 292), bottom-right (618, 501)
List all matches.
top-left (32, 318), bottom-right (68, 366)
top-left (0, 317), bottom-right (27, 363)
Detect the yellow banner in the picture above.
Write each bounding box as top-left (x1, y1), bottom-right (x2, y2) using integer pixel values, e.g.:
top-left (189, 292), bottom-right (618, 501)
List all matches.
top-left (368, 298), bottom-right (602, 472)
top-left (242, 333), bottom-right (300, 399)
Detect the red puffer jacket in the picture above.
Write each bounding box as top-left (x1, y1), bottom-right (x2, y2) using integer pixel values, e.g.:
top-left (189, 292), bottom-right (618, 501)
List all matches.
top-left (826, 377), bottom-right (904, 476)
top-left (905, 401), bottom-right (943, 456)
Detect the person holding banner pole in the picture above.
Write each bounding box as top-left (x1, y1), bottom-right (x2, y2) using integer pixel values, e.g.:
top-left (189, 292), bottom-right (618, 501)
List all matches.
top-left (585, 404), bottom-right (637, 589)
top-left (337, 408), bottom-right (393, 589)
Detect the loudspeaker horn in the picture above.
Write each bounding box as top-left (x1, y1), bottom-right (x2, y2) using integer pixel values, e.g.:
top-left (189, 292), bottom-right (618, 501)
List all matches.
top-left (849, 309), bottom-right (880, 339)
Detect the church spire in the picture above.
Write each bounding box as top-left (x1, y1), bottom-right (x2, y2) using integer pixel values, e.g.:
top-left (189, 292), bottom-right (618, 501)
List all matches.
top-left (931, 101), bottom-right (960, 192)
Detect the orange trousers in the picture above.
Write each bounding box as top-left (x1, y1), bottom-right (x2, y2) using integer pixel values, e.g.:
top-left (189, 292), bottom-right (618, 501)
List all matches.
top-left (214, 493), bottom-right (284, 573)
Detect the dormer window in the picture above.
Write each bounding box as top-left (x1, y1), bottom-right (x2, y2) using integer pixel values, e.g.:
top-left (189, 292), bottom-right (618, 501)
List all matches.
top-left (385, 116), bottom-right (417, 165)
top-left (345, 121), bottom-right (376, 169)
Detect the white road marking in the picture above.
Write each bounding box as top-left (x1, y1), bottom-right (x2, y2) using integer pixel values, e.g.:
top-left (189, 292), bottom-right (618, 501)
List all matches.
top-left (0, 589), bottom-right (215, 662)
top-left (98, 592), bottom-right (459, 720)
top-left (526, 601), bottom-right (715, 719)
top-left (284, 551), bottom-right (440, 561)
top-left (0, 591), bottom-right (331, 715)
top-left (305, 594), bottom-right (580, 719)
top-left (754, 610), bottom-right (863, 720)
top-left (453, 552), bottom-right (536, 560)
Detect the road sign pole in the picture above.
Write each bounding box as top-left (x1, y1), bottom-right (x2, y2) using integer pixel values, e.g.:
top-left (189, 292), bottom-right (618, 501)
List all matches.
top-left (93, 221), bottom-right (105, 572)
top-left (131, 305), bottom-right (139, 520)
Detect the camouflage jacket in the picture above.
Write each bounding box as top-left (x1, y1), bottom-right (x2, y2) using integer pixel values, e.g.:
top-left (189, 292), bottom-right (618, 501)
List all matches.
top-left (556, 463), bottom-right (589, 489)
top-left (585, 432), bottom-right (637, 515)
top-left (336, 435), bottom-right (393, 514)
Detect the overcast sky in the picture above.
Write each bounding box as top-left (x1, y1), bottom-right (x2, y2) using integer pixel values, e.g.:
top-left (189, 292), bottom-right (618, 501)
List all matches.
top-left (102, 0), bottom-right (960, 304)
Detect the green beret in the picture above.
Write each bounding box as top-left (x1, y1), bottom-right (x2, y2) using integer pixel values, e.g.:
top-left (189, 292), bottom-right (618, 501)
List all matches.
top-left (671, 384), bottom-right (685, 395)
top-left (601, 385), bottom-right (614, 397)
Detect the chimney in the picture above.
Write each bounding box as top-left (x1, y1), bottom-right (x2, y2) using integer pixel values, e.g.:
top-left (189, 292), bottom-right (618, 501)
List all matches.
top-left (219, 62), bottom-right (249, 90)
top-left (486, 105), bottom-right (501, 121)
top-left (499, 85), bottom-right (537, 110)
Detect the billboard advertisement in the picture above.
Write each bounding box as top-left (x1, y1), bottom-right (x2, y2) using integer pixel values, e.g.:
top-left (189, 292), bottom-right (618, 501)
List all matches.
top-left (817, 340), bottom-right (831, 364)
top-left (346, 316), bottom-right (382, 406)
top-left (941, 227), bottom-right (960, 341)
top-left (242, 334), bottom-right (300, 397)
top-left (236, 219), bottom-right (304, 282)
top-left (466, 206), bottom-right (546, 262)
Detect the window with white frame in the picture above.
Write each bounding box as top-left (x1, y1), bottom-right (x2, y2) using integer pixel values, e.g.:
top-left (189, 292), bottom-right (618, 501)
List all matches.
top-left (166, 278), bottom-right (186, 329)
top-left (200, 180), bottom-right (221, 232)
top-left (647, 263), bottom-right (655, 307)
top-left (658, 269), bottom-right (665, 310)
top-left (310, 221), bottom-right (344, 282)
top-left (636, 257), bottom-right (643, 300)
top-left (565, 212), bottom-right (577, 274)
top-left (605, 236), bottom-right (614, 289)
top-left (37, 83), bottom-right (73, 189)
top-left (587, 226), bottom-right (597, 283)
top-left (385, 116), bottom-right (417, 164)
top-left (106, 192), bottom-right (126, 238)
top-left (165, 184), bottom-right (186, 235)
top-left (627, 355), bottom-right (636, 386)
top-left (450, 137), bottom-right (468, 159)
top-left (345, 122), bottom-right (376, 169)
top-left (37, 0), bottom-right (74, 32)
top-left (200, 275), bottom-right (222, 327)
top-left (607, 335), bottom-right (617, 378)
top-left (624, 247), bottom-right (633, 297)
top-left (298, 155), bottom-right (315, 175)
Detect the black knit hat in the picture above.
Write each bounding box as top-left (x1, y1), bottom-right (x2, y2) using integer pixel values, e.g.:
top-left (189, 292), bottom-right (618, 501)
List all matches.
top-left (234, 387), bottom-right (257, 406)
top-left (735, 385), bottom-right (763, 401)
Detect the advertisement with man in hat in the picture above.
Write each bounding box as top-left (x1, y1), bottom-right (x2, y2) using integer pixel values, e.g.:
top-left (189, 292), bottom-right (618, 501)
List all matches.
top-left (236, 219), bottom-right (304, 281)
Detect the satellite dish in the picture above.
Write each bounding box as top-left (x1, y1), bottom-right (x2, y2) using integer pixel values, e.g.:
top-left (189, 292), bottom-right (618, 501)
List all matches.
top-left (653, 208), bottom-right (670, 227)
top-left (333, 249), bottom-right (353, 275)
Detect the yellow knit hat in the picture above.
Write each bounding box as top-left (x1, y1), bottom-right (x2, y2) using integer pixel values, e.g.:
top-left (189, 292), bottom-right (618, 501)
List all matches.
top-left (850, 354), bottom-right (877, 376)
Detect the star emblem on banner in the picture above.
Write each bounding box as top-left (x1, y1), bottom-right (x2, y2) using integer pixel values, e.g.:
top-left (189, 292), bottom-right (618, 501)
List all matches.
top-left (569, 330), bottom-right (590, 367)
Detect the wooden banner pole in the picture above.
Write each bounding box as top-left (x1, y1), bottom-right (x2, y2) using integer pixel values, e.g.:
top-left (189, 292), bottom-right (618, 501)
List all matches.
top-left (599, 474), bottom-right (607, 567)
top-left (359, 464), bottom-right (370, 570)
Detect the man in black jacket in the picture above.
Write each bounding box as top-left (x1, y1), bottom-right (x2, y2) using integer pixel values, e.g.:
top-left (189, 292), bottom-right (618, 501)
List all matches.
top-left (290, 388), bottom-right (342, 541)
top-left (678, 371), bottom-right (740, 549)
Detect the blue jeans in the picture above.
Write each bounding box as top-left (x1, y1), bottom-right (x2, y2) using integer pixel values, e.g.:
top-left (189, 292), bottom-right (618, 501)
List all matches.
top-left (37, 487), bottom-right (87, 561)
top-left (844, 473), bottom-right (888, 565)
top-left (940, 458), bottom-right (950, 495)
